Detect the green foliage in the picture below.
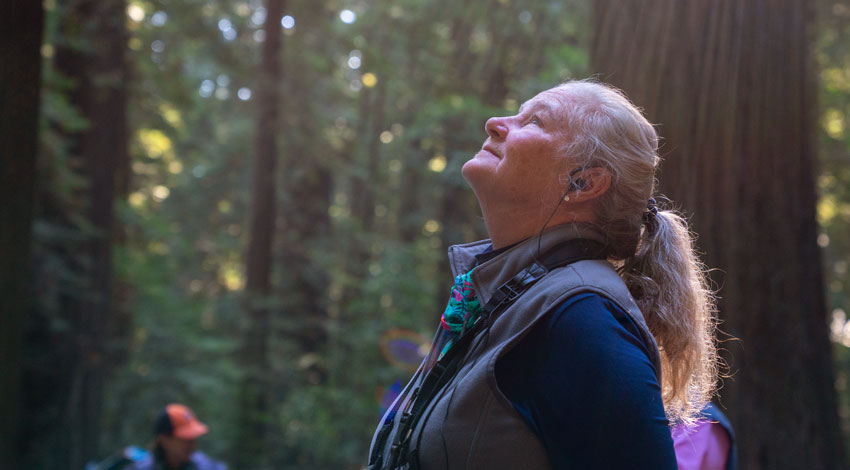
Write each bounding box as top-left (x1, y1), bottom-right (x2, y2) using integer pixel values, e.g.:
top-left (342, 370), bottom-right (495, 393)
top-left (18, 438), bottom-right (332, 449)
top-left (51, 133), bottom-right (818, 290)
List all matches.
top-left (85, 1), bottom-right (593, 467)
top-left (32, 0), bottom-right (843, 466)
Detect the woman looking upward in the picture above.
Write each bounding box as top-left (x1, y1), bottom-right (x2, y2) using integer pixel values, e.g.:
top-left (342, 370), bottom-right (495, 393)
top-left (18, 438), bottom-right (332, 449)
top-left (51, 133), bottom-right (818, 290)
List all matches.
top-left (369, 80), bottom-right (718, 470)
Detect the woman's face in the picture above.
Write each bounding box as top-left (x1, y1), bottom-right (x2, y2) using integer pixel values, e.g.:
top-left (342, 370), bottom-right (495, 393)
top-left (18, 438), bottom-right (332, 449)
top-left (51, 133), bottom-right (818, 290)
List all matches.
top-left (462, 87), bottom-right (573, 212)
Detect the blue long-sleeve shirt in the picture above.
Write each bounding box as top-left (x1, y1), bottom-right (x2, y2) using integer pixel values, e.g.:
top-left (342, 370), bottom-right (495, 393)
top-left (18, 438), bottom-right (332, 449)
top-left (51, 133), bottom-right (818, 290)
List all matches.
top-left (494, 292), bottom-right (677, 469)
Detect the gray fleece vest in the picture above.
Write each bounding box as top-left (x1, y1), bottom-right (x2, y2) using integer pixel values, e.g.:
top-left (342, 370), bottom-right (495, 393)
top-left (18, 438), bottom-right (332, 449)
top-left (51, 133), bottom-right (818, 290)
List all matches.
top-left (369, 223), bottom-right (662, 470)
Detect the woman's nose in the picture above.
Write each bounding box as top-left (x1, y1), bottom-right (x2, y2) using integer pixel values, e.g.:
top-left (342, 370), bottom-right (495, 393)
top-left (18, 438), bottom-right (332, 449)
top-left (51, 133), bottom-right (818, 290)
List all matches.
top-left (485, 117), bottom-right (509, 139)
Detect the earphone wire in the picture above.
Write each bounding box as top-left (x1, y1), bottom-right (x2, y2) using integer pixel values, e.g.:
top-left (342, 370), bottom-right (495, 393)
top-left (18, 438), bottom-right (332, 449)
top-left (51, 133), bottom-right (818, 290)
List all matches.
top-left (531, 168), bottom-right (579, 270)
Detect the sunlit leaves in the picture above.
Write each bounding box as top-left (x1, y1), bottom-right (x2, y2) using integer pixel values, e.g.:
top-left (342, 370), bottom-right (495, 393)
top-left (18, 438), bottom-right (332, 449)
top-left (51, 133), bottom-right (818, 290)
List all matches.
top-left (136, 128), bottom-right (174, 160)
top-left (824, 108), bottom-right (846, 140)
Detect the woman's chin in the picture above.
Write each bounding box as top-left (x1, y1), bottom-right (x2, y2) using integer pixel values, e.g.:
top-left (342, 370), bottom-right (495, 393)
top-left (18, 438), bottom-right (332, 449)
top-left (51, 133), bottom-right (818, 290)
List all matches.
top-left (462, 153), bottom-right (498, 180)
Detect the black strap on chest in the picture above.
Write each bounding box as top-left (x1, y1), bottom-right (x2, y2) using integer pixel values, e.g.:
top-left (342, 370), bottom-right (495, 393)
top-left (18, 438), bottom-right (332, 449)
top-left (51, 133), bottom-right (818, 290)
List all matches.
top-left (368, 238), bottom-right (606, 470)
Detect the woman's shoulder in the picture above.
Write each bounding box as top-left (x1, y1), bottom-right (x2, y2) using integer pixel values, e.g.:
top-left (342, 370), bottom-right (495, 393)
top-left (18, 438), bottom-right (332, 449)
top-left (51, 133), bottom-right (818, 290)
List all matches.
top-left (547, 291), bottom-right (641, 337)
top-left (541, 292), bottom-right (658, 373)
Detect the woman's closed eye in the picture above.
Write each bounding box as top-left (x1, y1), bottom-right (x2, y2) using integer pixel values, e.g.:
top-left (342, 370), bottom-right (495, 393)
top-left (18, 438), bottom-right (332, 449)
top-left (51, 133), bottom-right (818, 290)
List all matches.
top-left (525, 114), bottom-right (542, 127)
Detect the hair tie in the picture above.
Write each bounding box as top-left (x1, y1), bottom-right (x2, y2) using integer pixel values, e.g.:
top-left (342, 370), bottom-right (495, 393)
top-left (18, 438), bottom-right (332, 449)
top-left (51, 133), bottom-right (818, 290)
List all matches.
top-left (643, 197), bottom-right (658, 227)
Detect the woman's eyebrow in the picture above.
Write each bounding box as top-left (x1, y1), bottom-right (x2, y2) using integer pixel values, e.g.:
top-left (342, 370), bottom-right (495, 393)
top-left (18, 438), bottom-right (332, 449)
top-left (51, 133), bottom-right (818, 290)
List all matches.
top-left (518, 101), bottom-right (555, 116)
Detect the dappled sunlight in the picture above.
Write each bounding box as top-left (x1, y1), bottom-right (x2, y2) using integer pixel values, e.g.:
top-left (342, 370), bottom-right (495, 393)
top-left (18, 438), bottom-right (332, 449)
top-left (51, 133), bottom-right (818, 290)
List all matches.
top-left (8, 0), bottom-right (850, 468)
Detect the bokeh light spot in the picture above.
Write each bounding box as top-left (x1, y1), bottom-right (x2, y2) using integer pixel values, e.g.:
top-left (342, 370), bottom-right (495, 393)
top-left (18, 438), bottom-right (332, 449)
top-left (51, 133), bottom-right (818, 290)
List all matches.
top-left (281, 15), bottom-right (295, 29)
top-left (824, 108), bottom-right (845, 139)
top-left (129, 192), bottom-right (146, 208)
top-left (251, 7), bottom-right (267, 26)
top-left (424, 219), bottom-right (442, 234)
top-left (199, 80), bottom-right (215, 98)
top-left (151, 11), bottom-right (168, 26)
top-left (127, 4), bottom-right (145, 22)
top-left (362, 73), bottom-right (377, 87)
top-left (137, 129), bottom-right (174, 159)
top-left (428, 155), bottom-right (447, 172)
top-left (340, 9), bottom-right (357, 24)
top-left (152, 185), bottom-right (170, 201)
top-left (221, 265), bottom-right (244, 291)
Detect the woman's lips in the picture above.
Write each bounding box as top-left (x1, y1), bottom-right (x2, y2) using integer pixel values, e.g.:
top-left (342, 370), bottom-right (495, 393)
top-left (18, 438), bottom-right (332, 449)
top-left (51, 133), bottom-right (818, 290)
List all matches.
top-left (482, 146), bottom-right (500, 159)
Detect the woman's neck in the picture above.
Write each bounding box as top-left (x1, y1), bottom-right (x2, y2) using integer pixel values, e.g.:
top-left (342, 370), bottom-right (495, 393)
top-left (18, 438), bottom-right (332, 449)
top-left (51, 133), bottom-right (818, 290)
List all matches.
top-left (481, 204), bottom-right (595, 249)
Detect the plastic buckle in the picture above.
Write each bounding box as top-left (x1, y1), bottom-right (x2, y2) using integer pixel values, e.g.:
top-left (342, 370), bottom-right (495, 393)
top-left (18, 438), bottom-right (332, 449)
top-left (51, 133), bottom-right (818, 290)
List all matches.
top-left (499, 282), bottom-right (522, 301)
top-left (525, 262), bottom-right (547, 281)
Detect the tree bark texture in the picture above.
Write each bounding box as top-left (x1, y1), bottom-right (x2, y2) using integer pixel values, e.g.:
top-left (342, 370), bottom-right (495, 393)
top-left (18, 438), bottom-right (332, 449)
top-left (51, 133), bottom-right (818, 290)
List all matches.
top-left (0, 3), bottom-right (44, 468)
top-left (237, 0), bottom-right (285, 465)
top-left (592, 1), bottom-right (845, 468)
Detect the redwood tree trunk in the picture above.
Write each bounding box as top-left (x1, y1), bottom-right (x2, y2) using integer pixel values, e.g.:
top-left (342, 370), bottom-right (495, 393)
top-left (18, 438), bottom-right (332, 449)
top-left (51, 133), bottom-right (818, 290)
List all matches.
top-left (74, 2), bottom-right (128, 466)
top-left (592, 1), bottom-right (845, 468)
top-left (0, 3), bottom-right (44, 468)
top-left (237, 0), bottom-right (285, 465)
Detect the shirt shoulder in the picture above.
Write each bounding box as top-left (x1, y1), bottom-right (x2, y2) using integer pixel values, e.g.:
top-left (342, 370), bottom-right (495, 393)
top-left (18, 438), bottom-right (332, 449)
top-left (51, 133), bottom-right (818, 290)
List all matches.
top-left (496, 292), bottom-right (676, 469)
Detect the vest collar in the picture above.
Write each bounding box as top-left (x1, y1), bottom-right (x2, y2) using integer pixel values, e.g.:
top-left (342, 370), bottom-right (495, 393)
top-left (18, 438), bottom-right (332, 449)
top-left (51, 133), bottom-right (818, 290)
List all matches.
top-left (447, 222), bottom-right (608, 306)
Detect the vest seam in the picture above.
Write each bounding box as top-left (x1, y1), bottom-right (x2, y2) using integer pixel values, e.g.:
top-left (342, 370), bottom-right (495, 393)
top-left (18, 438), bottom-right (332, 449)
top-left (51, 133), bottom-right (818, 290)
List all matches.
top-left (463, 392), bottom-right (496, 469)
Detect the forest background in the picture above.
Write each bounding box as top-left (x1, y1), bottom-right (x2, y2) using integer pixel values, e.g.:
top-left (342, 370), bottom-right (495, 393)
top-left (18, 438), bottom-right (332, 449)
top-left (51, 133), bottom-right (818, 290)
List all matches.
top-left (4, 0), bottom-right (850, 469)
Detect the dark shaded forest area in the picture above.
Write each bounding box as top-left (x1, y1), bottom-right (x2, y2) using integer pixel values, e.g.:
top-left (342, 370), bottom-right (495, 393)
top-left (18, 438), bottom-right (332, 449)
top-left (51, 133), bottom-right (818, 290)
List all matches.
top-left (3, 1), bottom-right (850, 469)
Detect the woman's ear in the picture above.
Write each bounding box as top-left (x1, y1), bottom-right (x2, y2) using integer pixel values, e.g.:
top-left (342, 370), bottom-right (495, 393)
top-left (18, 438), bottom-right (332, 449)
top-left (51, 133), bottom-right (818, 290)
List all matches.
top-left (569, 167), bottom-right (611, 202)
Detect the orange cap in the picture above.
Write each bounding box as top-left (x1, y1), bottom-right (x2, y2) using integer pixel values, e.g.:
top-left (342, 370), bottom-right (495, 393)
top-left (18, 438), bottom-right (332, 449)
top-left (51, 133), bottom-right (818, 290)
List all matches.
top-left (160, 404), bottom-right (208, 439)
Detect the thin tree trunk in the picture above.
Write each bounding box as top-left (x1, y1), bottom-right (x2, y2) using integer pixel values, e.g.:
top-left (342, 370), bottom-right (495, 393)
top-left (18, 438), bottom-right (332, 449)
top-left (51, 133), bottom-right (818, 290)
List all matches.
top-left (76, 2), bottom-right (127, 466)
top-left (280, 116), bottom-right (332, 385)
top-left (0, 3), bottom-right (44, 468)
top-left (351, 83), bottom-right (386, 233)
top-left (592, 1), bottom-right (845, 468)
top-left (237, 0), bottom-right (285, 466)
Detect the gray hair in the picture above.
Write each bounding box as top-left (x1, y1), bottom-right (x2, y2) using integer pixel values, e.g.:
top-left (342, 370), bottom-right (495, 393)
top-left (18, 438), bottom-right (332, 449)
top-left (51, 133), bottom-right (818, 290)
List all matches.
top-left (554, 80), bottom-right (718, 424)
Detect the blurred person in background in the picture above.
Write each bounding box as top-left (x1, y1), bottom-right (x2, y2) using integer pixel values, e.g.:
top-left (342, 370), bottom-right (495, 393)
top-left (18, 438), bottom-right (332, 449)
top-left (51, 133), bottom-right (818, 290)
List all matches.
top-left (133, 404), bottom-right (226, 470)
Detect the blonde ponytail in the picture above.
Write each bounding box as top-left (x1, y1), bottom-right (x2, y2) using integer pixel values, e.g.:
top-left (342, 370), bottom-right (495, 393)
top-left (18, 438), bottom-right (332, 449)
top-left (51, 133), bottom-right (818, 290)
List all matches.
top-left (620, 209), bottom-right (718, 423)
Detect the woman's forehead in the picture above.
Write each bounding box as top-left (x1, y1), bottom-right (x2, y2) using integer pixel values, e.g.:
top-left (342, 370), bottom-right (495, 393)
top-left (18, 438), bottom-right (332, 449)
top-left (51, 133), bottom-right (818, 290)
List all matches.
top-left (519, 87), bottom-right (573, 115)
